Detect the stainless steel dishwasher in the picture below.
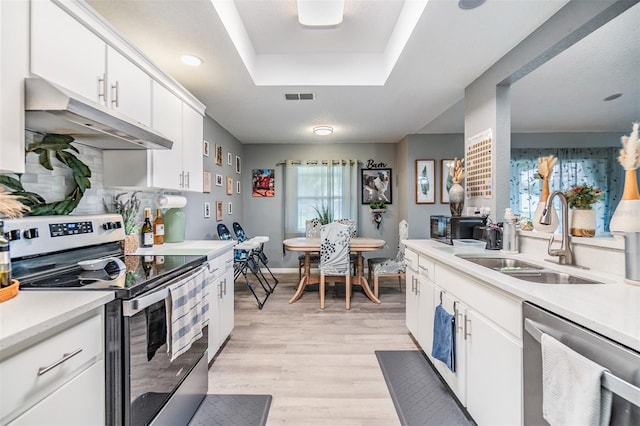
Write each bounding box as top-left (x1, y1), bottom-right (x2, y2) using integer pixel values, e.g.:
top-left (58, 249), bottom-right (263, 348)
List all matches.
top-left (523, 302), bottom-right (640, 425)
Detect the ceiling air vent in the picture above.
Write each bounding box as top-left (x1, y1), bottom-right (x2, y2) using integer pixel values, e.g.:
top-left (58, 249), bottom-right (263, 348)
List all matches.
top-left (284, 93), bottom-right (316, 101)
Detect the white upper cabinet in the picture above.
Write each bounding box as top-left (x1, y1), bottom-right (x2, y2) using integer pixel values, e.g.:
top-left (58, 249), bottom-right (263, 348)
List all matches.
top-left (181, 103), bottom-right (204, 192)
top-left (150, 81), bottom-right (184, 190)
top-left (0, 0), bottom-right (29, 174)
top-left (31, 0), bottom-right (106, 103)
top-left (106, 46), bottom-right (151, 126)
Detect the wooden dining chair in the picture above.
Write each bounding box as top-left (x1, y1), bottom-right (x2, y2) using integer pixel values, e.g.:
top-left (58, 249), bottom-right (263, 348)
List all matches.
top-left (368, 220), bottom-right (409, 298)
top-left (319, 221), bottom-right (352, 310)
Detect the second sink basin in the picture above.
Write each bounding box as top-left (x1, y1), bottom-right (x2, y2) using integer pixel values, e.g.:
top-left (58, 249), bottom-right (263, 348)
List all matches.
top-left (504, 271), bottom-right (603, 285)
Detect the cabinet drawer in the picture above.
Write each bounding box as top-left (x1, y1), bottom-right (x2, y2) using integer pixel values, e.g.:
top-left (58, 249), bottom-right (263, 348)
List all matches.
top-left (220, 251), bottom-right (234, 272)
top-left (0, 313), bottom-right (103, 423)
top-left (206, 256), bottom-right (222, 281)
top-left (418, 255), bottom-right (435, 282)
top-left (405, 249), bottom-right (418, 272)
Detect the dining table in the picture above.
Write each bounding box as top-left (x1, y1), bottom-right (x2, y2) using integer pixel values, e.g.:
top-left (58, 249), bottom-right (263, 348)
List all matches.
top-left (283, 236), bottom-right (386, 307)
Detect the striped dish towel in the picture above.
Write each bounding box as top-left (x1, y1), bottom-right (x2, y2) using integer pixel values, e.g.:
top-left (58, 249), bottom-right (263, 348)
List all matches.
top-left (166, 268), bottom-right (209, 362)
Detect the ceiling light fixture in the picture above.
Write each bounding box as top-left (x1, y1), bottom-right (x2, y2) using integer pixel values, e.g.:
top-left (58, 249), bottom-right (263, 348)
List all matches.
top-left (603, 93), bottom-right (623, 101)
top-left (313, 126), bottom-right (333, 136)
top-left (180, 54), bottom-right (203, 67)
top-left (297, 0), bottom-right (344, 27)
top-left (458, 0), bottom-right (486, 10)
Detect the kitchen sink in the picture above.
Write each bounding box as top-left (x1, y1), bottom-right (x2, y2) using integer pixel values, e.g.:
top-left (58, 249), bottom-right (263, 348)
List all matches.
top-left (456, 255), bottom-right (603, 284)
top-left (456, 256), bottom-right (543, 271)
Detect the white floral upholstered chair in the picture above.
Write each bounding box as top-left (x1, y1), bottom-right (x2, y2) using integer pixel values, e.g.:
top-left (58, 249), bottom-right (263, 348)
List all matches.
top-left (368, 220), bottom-right (409, 298)
top-left (298, 219), bottom-right (322, 279)
top-left (319, 221), bottom-right (352, 309)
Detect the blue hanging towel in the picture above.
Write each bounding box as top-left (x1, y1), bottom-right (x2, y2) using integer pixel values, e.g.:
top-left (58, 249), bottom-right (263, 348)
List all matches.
top-left (431, 304), bottom-right (456, 372)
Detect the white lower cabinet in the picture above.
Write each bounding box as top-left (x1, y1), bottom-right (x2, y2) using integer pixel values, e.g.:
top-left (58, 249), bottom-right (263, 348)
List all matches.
top-left (206, 251), bottom-right (234, 363)
top-left (407, 251), bottom-right (523, 425)
top-left (0, 309), bottom-right (106, 425)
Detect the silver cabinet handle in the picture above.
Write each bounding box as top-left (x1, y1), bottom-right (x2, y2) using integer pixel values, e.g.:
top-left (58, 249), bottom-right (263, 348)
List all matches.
top-left (223, 278), bottom-right (227, 296)
top-left (98, 74), bottom-right (106, 103)
top-left (185, 171), bottom-right (190, 189)
top-left (37, 349), bottom-right (83, 376)
top-left (456, 312), bottom-right (464, 333)
top-left (179, 172), bottom-right (184, 188)
top-left (218, 279), bottom-right (223, 299)
top-left (110, 80), bottom-right (119, 107)
top-left (464, 315), bottom-right (472, 340)
top-left (411, 277), bottom-right (416, 293)
top-left (415, 279), bottom-right (420, 295)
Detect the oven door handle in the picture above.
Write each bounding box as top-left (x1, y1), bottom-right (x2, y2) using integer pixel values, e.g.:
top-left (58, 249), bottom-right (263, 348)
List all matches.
top-left (122, 266), bottom-right (206, 317)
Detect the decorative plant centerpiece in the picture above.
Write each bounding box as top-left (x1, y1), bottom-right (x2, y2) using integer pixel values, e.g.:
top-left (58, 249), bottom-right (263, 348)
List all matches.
top-left (105, 192), bottom-right (141, 254)
top-left (610, 122), bottom-right (640, 234)
top-left (532, 155), bottom-right (559, 232)
top-left (447, 158), bottom-right (465, 217)
top-left (312, 204), bottom-right (333, 225)
top-left (369, 201), bottom-right (386, 229)
top-left (565, 184), bottom-right (603, 237)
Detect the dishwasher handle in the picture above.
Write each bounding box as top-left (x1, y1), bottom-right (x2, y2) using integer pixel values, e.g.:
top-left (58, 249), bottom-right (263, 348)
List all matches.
top-left (524, 318), bottom-right (640, 407)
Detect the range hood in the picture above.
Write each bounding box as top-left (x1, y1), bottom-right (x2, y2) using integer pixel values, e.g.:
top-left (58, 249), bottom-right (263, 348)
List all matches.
top-left (25, 78), bottom-right (173, 150)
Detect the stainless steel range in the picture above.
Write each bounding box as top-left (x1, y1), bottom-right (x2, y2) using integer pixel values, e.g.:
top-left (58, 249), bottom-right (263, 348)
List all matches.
top-left (6, 214), bottom-right (209, 426)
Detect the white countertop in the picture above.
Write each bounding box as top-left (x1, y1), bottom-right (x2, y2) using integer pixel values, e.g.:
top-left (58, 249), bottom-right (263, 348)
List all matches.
top-left (133, 239), bottom-right (235, 259)
top-left (403, 239), bottom-right (640, 352)
top-left (0, 291), bottom-right (114, 353)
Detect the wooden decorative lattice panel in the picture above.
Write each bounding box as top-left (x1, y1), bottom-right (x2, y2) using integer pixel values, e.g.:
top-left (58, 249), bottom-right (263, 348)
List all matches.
top-left (466, 130), bottom-right (493, 199)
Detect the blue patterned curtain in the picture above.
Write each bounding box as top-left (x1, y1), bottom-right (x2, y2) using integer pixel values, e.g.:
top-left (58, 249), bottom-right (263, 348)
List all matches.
top-left (510, 148), bottom-right (623, 233)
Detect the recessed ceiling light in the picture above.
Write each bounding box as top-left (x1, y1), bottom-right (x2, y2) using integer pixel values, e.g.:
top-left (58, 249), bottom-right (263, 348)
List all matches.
top-left (297, 0), bottom-right (344, 27)
top-left (603, 93), bottom-right (623, 101)
top-left (458, 0), bottom-right (486, 10)
top-left (313, 126), bottom-right (333, 136)
top-left (180, 54), bottom-right (203, 67)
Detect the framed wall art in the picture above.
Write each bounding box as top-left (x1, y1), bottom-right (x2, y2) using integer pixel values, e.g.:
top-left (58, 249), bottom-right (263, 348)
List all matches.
top-left (226, 176), bottom-right (233, 195)
top-left (415, 159), bottom-right (435, 204)
top-left (441, 159), bottom-right (454, 204)
top-left (203, 170), bottom-right (212, 193)
top-left (215, 144), bottom-right (223, 166)
top-left (227, 202), bottom-right (233, 215)
top-left (235, 156), bottom-right (241, 174)
top-left (215, 201), bottom-right (223, 221)
top-left (204, 202), bottom-right (211, 218)
top-left (252, 169), bottom-right (275, 197)
top-left (236, 181), bottom-right (241, 194)
top-left (227, 152), bottom-right (233, 166)
top-left (361, 168), bottom-right (392, 204)
top-left (203, 140), bottom-right (210, 157)
top-left (215, 174), bottom-right (223, 186)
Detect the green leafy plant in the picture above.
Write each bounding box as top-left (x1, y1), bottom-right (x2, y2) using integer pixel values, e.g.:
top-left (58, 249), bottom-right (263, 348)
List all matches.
top-left (312, 204), bottom-right (333, 225)
top-left (0, 134), bottom-right (91, 216)
top-left (104, 192), bottom-right (141, 235)
top-left (565, 185), bottom-right (603, 209)
top-left (369, 200), bottom-right (386, 210)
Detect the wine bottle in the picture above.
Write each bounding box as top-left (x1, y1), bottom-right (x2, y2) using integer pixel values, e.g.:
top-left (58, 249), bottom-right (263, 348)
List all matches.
top-left (153, 209), bottom-right (164, 245)
top-left (142, 208), bottom-right (154, 248)
top-left (0, 221), bottom-right (11, 288)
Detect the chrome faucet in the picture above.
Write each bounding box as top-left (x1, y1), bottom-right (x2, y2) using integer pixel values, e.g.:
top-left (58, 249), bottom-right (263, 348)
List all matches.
top-left (540, 191), bottom-right (574, 265)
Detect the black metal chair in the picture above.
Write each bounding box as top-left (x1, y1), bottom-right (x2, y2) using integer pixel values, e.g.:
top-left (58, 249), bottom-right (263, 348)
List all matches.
top-left (232, 221), bottom-right (278, 291)
top-left (217, 223), bottom-right (271, 309)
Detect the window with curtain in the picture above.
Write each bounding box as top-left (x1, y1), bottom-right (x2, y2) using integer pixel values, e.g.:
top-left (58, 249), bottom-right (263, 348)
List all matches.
top-left (284, 160), bottom-right (358, 239)
top-left (510, 147), bottom-right (623, 233)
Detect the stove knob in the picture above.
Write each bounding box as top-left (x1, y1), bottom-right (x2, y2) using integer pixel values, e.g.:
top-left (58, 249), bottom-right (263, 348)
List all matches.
top-left (5, 230), bottom-right (21, 241)
top-left (103, 222), bottom-right (114, 230)
top-left (23, 228), bottom-right (39, 239)
top-left (114, 221), bottom-right (122, 229)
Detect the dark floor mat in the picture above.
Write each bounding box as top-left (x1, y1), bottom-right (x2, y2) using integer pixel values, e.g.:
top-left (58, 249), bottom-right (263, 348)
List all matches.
top-left (375, 350), bottom-right (473, 426)
top-left (187, 394), bottom-right (272, 426)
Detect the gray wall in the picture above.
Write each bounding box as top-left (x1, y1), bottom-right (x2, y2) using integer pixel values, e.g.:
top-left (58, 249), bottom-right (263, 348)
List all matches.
top-left (240, 142), bottom-right (398, 268)
top-left (183, 115), bottom-right (244, 240)
top-left (511, 132), bottom-right (624, 149)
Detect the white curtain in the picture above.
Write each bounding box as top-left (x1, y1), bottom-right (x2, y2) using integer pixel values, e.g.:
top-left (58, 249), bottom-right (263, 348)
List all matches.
top-left (284, 160), bottom-right (358, 239)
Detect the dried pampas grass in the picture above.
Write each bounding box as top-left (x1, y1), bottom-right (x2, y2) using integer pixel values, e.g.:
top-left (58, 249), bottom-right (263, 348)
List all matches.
top-left (619, 122), bottom-right (640, 170)
top-left (0, 188), bottom-right (30, 218)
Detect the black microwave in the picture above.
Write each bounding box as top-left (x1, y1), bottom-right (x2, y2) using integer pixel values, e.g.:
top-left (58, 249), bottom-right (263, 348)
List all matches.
top-left (430, 215), bottom-right (486, 244)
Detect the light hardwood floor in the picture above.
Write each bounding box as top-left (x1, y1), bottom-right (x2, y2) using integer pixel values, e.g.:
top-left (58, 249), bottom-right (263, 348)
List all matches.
top-left (206, 273), bottom-right (419, 425)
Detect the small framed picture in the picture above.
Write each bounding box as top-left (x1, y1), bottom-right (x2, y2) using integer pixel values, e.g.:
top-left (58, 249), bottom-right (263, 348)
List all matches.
top-left (203, 170), bottom-right (212, 193)
top-left (204, 202), bottom-right (211, 218)
top-left (441, 159), bottom-right (454, 204)
top-left (215, 174), bottom-right (223, 186)
top-left (215, 144), bottom-right (223, 166)
top-left (227, 152), bottom-right (233, 166)
top-left (252, 169), bottom-right (275, 197)
top-left (361, 169), bottom-right (392, 204)
top-left (235, 156), bottom-right (241, 174)
top-left (226, 176), bottom-right (233, 195)
top-left (227, 202), bottom-right (233, 215)
top-left (203, 140), bottom-right (210, 157)
top-left (415, 159), bottom-right (435, 204)
top-left (236, 180), bottom-right (241, 194)
top-left (215, 201), bottom-right (224, 221)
